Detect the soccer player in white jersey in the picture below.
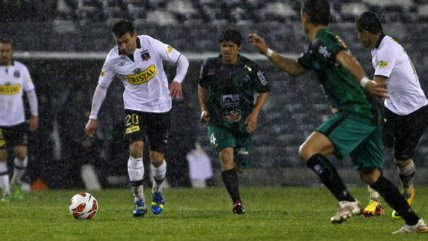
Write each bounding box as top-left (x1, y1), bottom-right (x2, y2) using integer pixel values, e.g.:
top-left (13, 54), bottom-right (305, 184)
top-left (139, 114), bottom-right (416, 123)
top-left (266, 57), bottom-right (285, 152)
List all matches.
top-left (356, 12), bottom-right (428, 223)
top-left (0, 39), bottom-right (39, 202)
top-left (85, 20), bottom-right (189, 217)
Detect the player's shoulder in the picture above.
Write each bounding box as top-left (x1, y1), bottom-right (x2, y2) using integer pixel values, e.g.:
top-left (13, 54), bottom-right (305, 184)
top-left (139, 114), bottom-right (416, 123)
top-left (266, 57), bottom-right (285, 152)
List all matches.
top-left (239, 55), bottom-right (259, 67)
top-left (12, 61), bottom-right (30, 72)
top-left (202, 56), bottom-right (219, 66)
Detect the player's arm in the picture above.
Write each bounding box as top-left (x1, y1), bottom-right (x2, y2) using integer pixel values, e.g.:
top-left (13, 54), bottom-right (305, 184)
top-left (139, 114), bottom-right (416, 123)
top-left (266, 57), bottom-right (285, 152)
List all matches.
top-left (248, 33), bottom-right (306, 77)
top-left (169, 54), bottom-right (189, 99)
top-left (336, 50), bottom-right (387, 98)
top-left (197, 84), bottom-right (210, 124)
top-left (26, 89), bottom-right (39, 131)
top-left (246, 92), bottom-right (268, 133)
top-left (85, 63), bottom-right (114, 138)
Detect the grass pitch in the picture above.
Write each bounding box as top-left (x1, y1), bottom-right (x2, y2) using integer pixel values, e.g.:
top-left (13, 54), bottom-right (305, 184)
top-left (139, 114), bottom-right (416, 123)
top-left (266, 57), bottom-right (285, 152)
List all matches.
top-left (1, 187), bottom-right (427, 241)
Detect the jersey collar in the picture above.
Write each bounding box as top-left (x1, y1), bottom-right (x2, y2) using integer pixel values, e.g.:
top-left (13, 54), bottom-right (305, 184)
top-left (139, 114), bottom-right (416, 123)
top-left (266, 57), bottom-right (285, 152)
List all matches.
top-left (375, 34), bottom-right (386, 49)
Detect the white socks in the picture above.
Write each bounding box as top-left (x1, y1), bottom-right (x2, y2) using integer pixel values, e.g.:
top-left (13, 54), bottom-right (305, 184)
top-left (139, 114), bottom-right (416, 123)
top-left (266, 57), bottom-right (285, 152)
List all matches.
top-left (368, 185), bottom-right (380, 202)
top-left (151, 160), bottom-right (167, 193)
top-left (11, 157), bottom-right (28, 185)
top-left (128, 156), bottom-right (145, 201)
top-left (0, 162), bottom-right (10, 196)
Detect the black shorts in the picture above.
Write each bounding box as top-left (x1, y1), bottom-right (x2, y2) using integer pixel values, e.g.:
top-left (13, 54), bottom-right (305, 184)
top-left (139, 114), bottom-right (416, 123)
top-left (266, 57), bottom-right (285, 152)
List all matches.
top-left (0, 123), bottom-right (29, 149)
top-left (383, 105), bottom-right (428, 160)
top-left (124, 110), bottom-right (170, 153)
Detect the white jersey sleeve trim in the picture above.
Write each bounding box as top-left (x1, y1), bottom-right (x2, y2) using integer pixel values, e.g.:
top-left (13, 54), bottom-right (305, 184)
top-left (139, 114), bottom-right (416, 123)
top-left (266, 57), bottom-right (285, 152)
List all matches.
top-left (173, 54), bottom-right (189, 83)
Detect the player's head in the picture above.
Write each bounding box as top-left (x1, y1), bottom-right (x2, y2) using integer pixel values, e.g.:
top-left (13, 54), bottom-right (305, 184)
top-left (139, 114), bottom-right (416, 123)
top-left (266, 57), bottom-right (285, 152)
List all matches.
top-left (301, 0), bottom-right (330, 29)
top-left (355, 11), bottom-right (383, 48)
top-left (0, 38), bottom-right (14, 66)
top-left (112, 19), bottom-right (137, 55)
top-left (218, 28), bottom-right (242, 64)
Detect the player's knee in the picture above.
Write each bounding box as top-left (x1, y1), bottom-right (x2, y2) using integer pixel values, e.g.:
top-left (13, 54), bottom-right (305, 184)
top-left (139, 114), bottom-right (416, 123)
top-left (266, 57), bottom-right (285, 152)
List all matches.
top-left (14, 146), bottom-right (27, 160)
top-left (394, 156), bottom-right (411, 168)
top-left (129, 141), bottom-right (144, 158)
top-left (219, 148), bottom-right (234, 169)
top-left (359, 169), bottom-right (381, 185)
top-left (298, 144), bottom-right (312, 161)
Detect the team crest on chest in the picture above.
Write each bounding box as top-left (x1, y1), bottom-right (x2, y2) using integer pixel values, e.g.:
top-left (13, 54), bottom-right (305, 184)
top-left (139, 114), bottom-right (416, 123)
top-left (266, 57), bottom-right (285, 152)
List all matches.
top-left (141, 50), bottom-right (151, 61)
top-left (13, 70), bottom-right (20, 78)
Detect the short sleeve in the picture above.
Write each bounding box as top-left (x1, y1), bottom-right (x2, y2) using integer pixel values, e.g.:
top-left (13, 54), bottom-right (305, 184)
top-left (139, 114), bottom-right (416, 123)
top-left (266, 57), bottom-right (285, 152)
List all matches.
top-left (198, 59), bottom-right (210, 87)
top-left (374, 47), bottom-right (396, 78)
top-left (253, 67), bottom-right (270, 93)
top-left (297, 49), bottom-right (313, 69)
top-left (150, 37), bottom-right (181, 63)
top-left (21, 66), bottom-right (35, 92)
top-left (98, 61), bottom-right (115, 88)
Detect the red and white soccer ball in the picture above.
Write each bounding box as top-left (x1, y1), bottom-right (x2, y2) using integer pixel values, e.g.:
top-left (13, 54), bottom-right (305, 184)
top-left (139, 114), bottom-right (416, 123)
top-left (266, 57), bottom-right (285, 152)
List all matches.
top-left (69, 192), bottom-right (98, 220)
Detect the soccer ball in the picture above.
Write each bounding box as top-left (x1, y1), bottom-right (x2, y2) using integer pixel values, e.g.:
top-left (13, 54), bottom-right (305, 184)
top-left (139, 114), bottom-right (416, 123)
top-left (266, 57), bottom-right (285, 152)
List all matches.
top-left (69, 192), bottom-right (98, 220)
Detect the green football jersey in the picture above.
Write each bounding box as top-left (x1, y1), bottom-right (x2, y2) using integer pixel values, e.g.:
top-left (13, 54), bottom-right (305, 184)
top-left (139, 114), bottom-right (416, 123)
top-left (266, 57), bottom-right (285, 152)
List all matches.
top-left (298, 28), bottom-right (381, 123)
top-left (199, 54), bottom-right (270, 132)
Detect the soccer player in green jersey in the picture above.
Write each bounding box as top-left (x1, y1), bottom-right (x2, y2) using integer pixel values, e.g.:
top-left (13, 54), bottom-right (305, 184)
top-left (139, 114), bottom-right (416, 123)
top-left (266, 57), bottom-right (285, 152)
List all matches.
top-left (198, 29), bottom-right (270, 214)
top-left (249, 0), bottom-right (427, 234)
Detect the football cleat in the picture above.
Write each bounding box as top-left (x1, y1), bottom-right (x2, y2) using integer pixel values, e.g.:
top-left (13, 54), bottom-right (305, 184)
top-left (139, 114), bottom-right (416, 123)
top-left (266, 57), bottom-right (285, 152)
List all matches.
top-left (330, 200), bottom-right (361, 224)
top-left (392, 219), bottom-right (428, 234)
top-left (392, 187), bottom-right (416, 219)
top-left (232, 201), bottom-right (245, 215)
top-left (0, 195), bottom-right (11, 203)
top-left (133, 200), bottom-right (147, 217)
top-left (362, 200), bottom-right (385, 218)
top-left (151, 192), bottom-right (165, 215)
top-left (12, 183), bottom-right (24, 200)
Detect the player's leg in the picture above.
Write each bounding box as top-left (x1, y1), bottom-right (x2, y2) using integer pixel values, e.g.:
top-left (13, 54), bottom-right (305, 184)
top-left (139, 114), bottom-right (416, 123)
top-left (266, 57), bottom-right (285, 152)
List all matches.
top-left (208, 125), bottom-right (244, 214)
top-left (10, 145), bottom-right (27, 200)
top-left (301, 114), bottom-right (363, 223)
top-left (0, 147), bottom-right (11, 202)
top-left (390, 106), bottom-right (427, 218)
top-left (362, 185), bottom-right (384, 217)
top-left (300, 131), bottom-right (360, 223)
top-left (356, 128), bottom-right (427, 233)
top-left (147, 112), bottom-right (170, 215)
top-left (125, 111), bottom-right (147, 217)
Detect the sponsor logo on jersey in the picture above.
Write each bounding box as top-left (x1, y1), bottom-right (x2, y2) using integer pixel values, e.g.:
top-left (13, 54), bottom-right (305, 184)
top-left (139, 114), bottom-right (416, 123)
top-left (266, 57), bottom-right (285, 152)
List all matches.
top-left (378, 60), bottom-right (389, 68)
top-left (256, 70), bottom-right (268, 86)
top-left (0, 83), bottom-right (21, 95)
top-left (167, 46), bottom-right (174, 54)
top-left (221, 94), bottom-right (239, 108)
top-left (125, 65), bottom-right (157, 85)
top-left (141, 50), bottom-right (151, 61)
top-left (318, 46), bottom-right (331, 59)
top-left (125, 125), bottom-right (140, 134)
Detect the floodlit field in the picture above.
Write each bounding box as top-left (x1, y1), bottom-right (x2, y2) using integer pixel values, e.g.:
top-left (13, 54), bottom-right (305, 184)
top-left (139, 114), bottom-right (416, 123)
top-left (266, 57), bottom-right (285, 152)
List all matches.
top-left (1, 187), bottom-right (427, 241)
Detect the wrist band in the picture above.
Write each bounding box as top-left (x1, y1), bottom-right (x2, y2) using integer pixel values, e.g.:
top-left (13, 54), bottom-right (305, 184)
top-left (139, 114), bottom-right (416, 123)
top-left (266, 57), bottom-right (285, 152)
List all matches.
top-left (265, 48), bottom-right (274, 58)
top-left (360, 77), bottom-right (370, 88)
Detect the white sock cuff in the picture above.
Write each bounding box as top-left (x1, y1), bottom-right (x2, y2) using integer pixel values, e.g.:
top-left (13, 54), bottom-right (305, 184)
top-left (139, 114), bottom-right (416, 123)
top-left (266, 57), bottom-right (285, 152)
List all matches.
top-left (128, 157), bottom-right (144, 182)
top-left (0, 162), bottom-right (7, 172)
top-left (399, 160), bottom-right (415, 176)
top-left (14, 156), bottom-right (28, 169)
top-left (151, 160), bottom-right (167, 180)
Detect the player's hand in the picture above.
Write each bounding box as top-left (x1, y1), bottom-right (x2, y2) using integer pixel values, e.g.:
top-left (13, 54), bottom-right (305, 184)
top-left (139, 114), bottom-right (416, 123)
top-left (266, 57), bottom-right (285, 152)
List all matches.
top-left (85, 119), bottom-right (97, 138)
top-left (28, 115), bottom-right (39, 132)
top-left (200, 110), bottom-right (210, 125)
top-left (248, 33), bottom-right (269, 55)
top-left (365, 80), bottom-right (388, 98)
top-left (245, 112), bottom-right (258, 133)
top-left (169, 81), bottom-right (183, 100)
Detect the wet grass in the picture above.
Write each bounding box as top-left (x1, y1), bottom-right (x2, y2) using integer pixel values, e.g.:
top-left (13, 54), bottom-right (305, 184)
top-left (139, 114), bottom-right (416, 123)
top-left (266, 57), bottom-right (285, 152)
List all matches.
top-left (1, 187), bottom-right (427, 241)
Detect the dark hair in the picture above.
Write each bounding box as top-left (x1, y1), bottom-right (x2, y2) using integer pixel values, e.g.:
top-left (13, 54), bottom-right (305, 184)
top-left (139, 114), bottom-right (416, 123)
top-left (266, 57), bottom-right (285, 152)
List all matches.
top-left (0, 38), bottom-right (13, 47)
top-left (218, 28), bottom-right (242, 46)
top-left (355, 11), bottom-right (383, 34)
top-left (112, 19), bottom-right (135, 37)
top-left (302, 0), bottom-right (330, 25)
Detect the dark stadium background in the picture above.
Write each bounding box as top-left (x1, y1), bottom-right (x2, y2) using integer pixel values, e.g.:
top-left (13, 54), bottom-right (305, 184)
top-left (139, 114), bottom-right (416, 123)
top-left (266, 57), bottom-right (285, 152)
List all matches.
top-left (2, 0), bottom-right (428, 188)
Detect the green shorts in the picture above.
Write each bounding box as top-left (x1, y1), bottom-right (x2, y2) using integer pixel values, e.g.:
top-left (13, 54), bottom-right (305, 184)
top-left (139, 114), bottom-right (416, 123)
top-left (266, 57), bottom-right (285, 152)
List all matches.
top-left (207, 124), bottom-right (252, 167)
top-left (316, 113), bottom-right (384, 170)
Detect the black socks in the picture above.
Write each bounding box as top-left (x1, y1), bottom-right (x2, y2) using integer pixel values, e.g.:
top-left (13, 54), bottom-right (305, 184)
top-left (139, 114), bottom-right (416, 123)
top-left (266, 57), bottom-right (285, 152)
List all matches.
top-left (306, 154), bottom-right (355, 202)
top-left (222, 169), bottom-right (241, 203)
